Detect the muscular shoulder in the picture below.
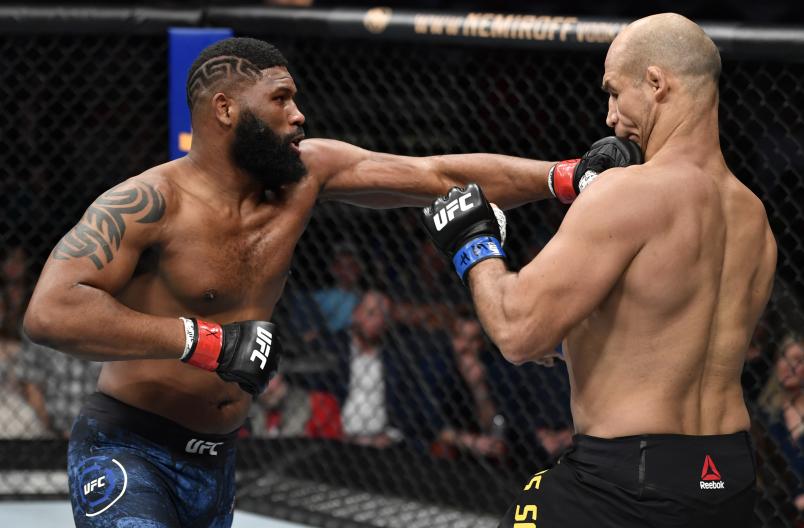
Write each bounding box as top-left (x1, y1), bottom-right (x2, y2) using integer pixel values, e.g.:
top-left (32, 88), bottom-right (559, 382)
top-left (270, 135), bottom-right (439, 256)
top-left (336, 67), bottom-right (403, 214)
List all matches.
top-left (724, 176), bottom-right (776, 258)
top-left (93, 167), bottom-right (176, 245)
top-left (124, 168), bottom-right (174, 204)
top-left (571, 165), bottom-right (673, 233)
top-left (50, 167), bottom-right (175, 272)
top-left (579, 164), bottom-right (667, 199)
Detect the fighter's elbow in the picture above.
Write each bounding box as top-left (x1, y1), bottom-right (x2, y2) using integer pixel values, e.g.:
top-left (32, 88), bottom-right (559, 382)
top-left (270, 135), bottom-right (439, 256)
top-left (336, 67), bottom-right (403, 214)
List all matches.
top-left (23, 300), bottom-right (66, 348)
top-left (493, 331), bottom-right (536, 365)
top-left (494, 326), bottom-right (560, 366)
top-left (498, 346), bottom-right (530, 366)
top-left (23, 305), bottom-right (49, 346)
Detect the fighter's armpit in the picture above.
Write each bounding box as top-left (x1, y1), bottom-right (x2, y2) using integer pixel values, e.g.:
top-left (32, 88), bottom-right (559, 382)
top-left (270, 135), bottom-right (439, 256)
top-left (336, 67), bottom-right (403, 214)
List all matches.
top-left (52, 181), bottom-right (166, 270)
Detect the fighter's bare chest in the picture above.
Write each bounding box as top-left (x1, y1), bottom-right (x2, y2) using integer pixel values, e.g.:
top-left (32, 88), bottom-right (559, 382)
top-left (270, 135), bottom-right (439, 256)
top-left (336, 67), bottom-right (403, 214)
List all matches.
top-left (153, 208), bottom-right (310, 313)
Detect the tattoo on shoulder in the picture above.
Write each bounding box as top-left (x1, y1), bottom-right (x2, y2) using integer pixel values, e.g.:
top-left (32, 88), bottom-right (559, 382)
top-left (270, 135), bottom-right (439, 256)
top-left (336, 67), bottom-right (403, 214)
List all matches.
top-left (52, 181), bottom-right (166, 270)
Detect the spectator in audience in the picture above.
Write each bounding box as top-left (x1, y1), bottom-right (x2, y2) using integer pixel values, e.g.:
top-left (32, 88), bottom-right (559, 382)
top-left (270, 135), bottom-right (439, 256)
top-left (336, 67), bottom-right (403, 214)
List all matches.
top-left (316, 290), bottom-right (435, 448)
top-left (391, 238), bottom-right (468, 332)
top-left (0, 246), bottom-right (49, 438)
top-left (249, 372), bottom-right (342, 439)
top-left (522, 361), bottom-right (574, 465)
top-left (479, 341), bottom-right (574, 468)
top-left (285, 240), bottom-right (365, 346)
top-left (742, 314), bottom-right (775, 402)
top-left (0, 337), bottom-right (48, 438)
top-left (429, 314), bottom-right (507, 459)
top-left (755, 334), bottom-right (804, 513)
top-left (312, 241), bottom-right (364, 334)
top-left (1, 246), bottom-right (32, 339)
top-left (420, 309), bottom-right (574, 465)
top-left (15, 334), bottom-right (102, 438)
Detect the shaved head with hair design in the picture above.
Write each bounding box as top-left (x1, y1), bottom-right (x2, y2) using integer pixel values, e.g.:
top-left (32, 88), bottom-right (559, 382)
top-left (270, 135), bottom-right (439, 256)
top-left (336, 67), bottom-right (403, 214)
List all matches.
top-left (183, 37), bottom-right (306, 191)
top-left (185, 37), bottom-right (288, 114)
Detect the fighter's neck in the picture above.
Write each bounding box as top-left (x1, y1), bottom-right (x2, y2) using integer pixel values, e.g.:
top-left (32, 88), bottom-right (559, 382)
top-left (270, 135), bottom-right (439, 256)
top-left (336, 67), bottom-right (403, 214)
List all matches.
top-left (184, 147), bottom-right (266, 204)
top-left (644, 107), bottom-right (721, 165)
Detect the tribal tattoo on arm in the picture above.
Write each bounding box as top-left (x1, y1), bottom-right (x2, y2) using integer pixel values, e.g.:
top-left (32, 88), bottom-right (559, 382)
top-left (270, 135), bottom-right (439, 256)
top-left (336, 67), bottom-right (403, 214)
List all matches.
top-left (52, 182), bottom-right (166, 270)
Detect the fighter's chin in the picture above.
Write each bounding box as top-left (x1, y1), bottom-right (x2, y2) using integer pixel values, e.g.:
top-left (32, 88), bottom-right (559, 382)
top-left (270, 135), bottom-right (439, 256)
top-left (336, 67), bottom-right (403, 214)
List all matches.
top-left (619, 132), bottom-right (640, 146)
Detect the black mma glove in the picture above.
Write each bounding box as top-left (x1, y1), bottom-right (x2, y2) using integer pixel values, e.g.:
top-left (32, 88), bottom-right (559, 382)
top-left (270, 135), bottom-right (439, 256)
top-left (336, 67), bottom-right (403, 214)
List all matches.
top-left (548, 136), bottom-right (643, 203)
top-left (421, 183), bottom-right (507, 282)
top-left (178, 318), bottom-right (281, 396)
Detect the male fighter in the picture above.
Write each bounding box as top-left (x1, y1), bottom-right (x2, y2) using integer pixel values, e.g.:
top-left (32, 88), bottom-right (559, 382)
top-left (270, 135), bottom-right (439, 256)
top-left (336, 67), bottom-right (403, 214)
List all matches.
top-left (23, 38), bottom-right (638, 527)
top-left (423, 13), bottom-right (776, 528)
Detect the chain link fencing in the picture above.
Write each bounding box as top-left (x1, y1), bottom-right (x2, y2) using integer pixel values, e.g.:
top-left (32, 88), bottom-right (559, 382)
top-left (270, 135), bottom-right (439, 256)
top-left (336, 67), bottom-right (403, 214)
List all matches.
top-left (0, 8), bottom-right (801, 527)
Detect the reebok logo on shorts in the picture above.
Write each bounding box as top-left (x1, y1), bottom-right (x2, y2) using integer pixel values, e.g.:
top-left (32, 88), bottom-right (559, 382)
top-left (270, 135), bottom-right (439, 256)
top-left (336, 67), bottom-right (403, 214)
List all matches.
top-left (699, 454), bottom-right (725, 489)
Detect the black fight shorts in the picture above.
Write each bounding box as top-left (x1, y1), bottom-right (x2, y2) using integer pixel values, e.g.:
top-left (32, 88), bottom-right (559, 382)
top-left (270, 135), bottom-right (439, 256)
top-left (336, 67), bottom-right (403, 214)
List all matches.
top-left (498, 431), bottom-right (758, 528)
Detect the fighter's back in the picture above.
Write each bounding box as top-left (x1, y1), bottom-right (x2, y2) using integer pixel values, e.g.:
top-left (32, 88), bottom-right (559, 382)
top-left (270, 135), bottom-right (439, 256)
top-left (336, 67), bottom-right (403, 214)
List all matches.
top-left (567, 148), bottom-right (777, 438)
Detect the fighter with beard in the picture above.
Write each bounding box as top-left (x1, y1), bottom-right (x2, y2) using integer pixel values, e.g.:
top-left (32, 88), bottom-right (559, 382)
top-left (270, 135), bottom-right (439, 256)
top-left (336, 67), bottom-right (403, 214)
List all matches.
top-left (23, 38), bottom-right (640, 527)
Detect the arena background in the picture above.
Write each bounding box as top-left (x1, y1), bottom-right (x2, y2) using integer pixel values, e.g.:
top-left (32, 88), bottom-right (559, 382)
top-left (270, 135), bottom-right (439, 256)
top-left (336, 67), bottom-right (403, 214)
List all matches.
top-left (0, 3), bottom-right (802, 527)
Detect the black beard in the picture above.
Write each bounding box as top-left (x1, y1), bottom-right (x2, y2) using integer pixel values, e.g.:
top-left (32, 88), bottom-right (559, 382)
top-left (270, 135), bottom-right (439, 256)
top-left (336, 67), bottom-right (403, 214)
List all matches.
top-left (231, 109), bottom-right (307, 191)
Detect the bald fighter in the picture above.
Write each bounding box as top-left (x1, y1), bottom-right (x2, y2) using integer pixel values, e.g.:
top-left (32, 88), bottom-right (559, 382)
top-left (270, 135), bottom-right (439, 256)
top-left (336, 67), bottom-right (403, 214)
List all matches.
top-left (23, 38), bottom-right (638, 527)
top-left (424, 14), bottom-right (776, 528)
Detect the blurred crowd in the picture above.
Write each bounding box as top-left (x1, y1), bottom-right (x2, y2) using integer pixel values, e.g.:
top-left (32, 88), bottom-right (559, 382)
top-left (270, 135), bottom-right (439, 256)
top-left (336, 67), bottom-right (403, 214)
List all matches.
top-left (0, 238), bottom-right (801, 516)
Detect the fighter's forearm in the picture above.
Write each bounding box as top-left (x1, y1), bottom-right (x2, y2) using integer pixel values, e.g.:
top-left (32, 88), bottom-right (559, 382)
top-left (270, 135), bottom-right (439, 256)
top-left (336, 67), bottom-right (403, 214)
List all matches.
top-left (430, 154), bottom-right (555, 209)
top-left (467, 260), bottom-right (556, 364)
top-left (23, 283), bottom-right (185, 362)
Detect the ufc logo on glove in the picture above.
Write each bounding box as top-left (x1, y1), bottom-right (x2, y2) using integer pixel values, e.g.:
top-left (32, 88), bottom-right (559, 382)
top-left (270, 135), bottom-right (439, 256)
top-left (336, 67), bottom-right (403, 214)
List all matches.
top-left (422, 183), bottom-right (507, 282)
top-left (433, 194), bottom-right (475, 231)
top-left (250, 327), bottom-right (273, 370)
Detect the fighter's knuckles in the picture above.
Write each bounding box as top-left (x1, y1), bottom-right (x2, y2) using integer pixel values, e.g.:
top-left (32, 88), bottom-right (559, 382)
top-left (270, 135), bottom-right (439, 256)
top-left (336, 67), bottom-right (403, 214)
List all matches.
top-left (446, 186), bottom-right (464, 200)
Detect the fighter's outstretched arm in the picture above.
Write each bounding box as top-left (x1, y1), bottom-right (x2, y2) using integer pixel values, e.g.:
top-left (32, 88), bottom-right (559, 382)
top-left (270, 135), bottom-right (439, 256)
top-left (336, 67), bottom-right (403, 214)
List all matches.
top-left (467, 169), bottom-right (651, 363)
top-left (23, 176), bottom-right (185, 361)
top-left (303, 138), bottom-right (555, 210)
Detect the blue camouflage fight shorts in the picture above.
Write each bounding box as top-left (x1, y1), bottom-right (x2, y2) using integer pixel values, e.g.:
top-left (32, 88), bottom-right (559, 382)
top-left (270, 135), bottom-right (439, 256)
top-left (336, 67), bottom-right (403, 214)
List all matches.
top-left (67, 392), bottom-right (238, 528)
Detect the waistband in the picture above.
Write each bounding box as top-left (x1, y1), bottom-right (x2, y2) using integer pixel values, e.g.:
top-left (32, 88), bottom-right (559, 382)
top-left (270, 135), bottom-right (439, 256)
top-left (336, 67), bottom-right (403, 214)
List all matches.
top-left (79, 392), bottom-right (238, 466)
top-left (565, 431), bottom-right (755, 494)
top-left (571, 431), bottom-right (753, 457)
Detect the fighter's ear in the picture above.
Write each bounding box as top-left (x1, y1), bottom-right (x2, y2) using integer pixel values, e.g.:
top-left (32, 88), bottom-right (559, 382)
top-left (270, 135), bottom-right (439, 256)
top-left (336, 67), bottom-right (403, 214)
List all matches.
top-left (645, 65), bottom-right (669, 102)
top-left (212, 92), bottom-right (235, 127)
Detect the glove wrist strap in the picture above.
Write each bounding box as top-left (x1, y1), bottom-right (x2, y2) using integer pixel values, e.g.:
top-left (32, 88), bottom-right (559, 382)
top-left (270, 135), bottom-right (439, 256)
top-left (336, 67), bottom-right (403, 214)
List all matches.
top-left (179, 317), bottom-right (196, 360)
top-left (452, 236), bottom-right (506, 281)
top-left (549, 159), bottom-right (580, 204)
top-left (180, 317), bottom-right (222, 371)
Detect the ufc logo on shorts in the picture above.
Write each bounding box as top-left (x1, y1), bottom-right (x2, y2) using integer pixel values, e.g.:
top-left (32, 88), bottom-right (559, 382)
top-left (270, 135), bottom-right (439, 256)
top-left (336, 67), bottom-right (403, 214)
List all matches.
top-left (185, 439), bottom-right (224, 456)
top-left (434, 194), bottom-right (474, 231)
top-left (83, 476), bottom-right (105, 495)
top-left (250, 327), bottom-right (273, 370)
